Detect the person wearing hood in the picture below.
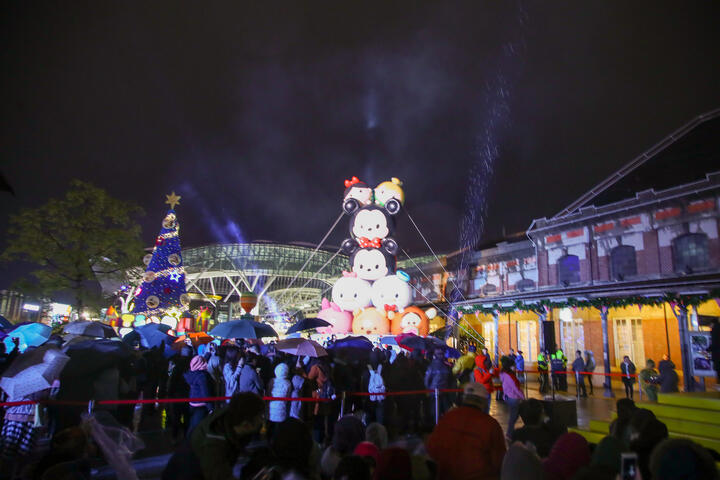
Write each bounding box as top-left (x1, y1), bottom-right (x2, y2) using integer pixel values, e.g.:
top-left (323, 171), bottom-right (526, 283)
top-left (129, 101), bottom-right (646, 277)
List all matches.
top-left (427, 382), bottom-right (506, 480)
top-left (267, 363), bottom-right (292, 437)
top-left (289, 366), bottom-right (308, 421)
top-left (451, 345), bottom-right (476, 384)
top-left (184, 355), bottom-right (213, 432)
top-left (204, 342), bottom-right (224, 397)
top-left (542, 432), bottom-right (591, 480)
top-left (472, 354), bottom-right (494, 414)
top-left (424, 349), bottom-right (453, 419)
top-left (222, 348), bottom-right (243, 401)
top-left (501, 443), bottom-right (543, 480)
top-left (657, 355), bottom-right (679, 393)
top-left (572, 350), bottom-right (587, 398)
top-left (239, 352), bottom-right (264, 396)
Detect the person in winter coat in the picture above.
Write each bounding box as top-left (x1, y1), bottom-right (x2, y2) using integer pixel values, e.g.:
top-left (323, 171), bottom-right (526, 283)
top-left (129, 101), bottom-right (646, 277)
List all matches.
top-left (472, 354), bottom-right (494, 414)
top-left (571, 350), bottom-right (587, 398)
top-left (222, 348), bottom-right (243, 401)
top-left (427, 382), bottom-right (506, 480)
top-left (184, 355), bottom-right (213, 432)
top-left (167, 352), bottom-right (192, 439)
top-left (424, 349), bottom-right (453, 419)
top-left (499, 355), bottom-right (524, 436)
top-left (537, 352), bottom-right (549, 394)
top-left (289, 366), bottom-right (308, 421)
top-left (542, 432), bottom-right (591, 480)
top-left (451, 345), bottom-right (476, 384)
top-left (515, 350), bottom-right (525, 383)
top-left (620, 355), bottom-right (636, 400)
top-left (639, 359), bottom-right (659, 402)
top-left (583, 351), bottom-right (596, 395)
top-left (657, 356), bottom-right (679, 393)
top-left (239, 354), bottom-right (264, 396)
top-left (267, 363), bottom-right (292, 436)
top-left (307, 357), bottom-right (333, 444)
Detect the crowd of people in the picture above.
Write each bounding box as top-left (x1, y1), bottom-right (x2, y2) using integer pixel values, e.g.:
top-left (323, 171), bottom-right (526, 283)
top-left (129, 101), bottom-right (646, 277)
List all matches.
top-left (0, 332), bottom-right (714, 480)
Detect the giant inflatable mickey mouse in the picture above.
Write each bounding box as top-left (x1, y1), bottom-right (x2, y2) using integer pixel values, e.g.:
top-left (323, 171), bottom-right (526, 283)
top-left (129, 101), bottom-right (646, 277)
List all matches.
top-left (320, 176), bottom-right (411, 336)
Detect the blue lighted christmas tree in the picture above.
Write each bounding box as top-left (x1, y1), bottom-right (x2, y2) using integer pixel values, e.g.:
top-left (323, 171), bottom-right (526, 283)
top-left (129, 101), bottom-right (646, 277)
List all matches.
top-left (131, 192), bottom-right (189, 316)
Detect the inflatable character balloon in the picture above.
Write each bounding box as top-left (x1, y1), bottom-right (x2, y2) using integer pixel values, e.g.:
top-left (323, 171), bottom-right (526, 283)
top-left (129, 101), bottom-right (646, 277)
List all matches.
top-left (317, 298), bottom-right (353, 334)
top-left (390, 306), bottom-right (436, 336)
top-left (352, 307), bottom-right (390, 336)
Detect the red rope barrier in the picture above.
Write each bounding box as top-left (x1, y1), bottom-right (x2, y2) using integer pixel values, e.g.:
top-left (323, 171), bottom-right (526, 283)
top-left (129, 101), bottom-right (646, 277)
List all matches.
top-left (524, 370), bottom-right (638, 378)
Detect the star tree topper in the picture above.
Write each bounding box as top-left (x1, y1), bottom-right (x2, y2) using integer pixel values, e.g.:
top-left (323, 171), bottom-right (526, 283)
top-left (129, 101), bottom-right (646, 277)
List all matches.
top-left (165, 191), bottom-right (181, 210)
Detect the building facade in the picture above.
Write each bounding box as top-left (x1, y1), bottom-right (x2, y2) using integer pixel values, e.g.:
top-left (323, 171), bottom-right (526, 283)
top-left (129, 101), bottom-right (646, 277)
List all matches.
top-left (410, 109), bottom-right (720, 391)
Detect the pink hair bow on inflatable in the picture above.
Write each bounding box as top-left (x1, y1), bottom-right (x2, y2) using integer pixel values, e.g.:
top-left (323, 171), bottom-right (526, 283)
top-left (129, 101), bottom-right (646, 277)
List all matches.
top-left (342, 271), bottom-right (357, 278)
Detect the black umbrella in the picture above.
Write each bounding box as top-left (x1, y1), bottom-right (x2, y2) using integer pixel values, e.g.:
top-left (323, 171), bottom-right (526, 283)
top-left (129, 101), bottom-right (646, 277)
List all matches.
top-left (62, 339), bottom-right (133, 377)
top-left (428, 326), bottom-right (452, 339)
top-left (285, 317), bottom-right (332, 335)
top-left (64, 320), bottom-right (118, 339)
top-left (209, 318), bottom-right (278, 339)
top-left (327, 335), bottom-right (373, 361)
top-left (397, 334), bottom-right (446, 352)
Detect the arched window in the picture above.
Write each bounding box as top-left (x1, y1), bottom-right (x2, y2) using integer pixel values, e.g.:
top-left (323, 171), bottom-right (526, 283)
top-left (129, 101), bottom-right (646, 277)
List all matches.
top-left (515, 278), bottom-right (535, 292)
top-left (557, 254), bottom-right (580, 286)
top-left (610, 245), bottom-right (637, 281)
top-left (672, 233), bottom-right (709, 274)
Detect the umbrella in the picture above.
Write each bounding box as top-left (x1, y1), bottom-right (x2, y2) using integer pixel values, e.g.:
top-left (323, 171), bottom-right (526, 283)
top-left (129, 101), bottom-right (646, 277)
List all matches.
top-left (63, 321), bottom-right (118, 339)
top-left (396, 333), bottom-right (446, 352)
top-left (62, 338), bottom-right (133, 377)
top-left (173, 332), bottom-right (214, 350)
top-left (275, 338), bottom-right (328, 357)
top-left (0, 345), bottom-right (70, 398)
top-left (327, 335), bottom-right (373, 361)
top-left (379, 335), bottom-right (398, 346)
top-left (134, 324), bottom-right (174, 349)
top-left (285, 317), bottom-right (332, 335)
top-left (0, 315), bottom-right (12, 330)
top-left (3, 323), bottom-right (52, 353)
top-left (208, 319), bottom-right (278, 339)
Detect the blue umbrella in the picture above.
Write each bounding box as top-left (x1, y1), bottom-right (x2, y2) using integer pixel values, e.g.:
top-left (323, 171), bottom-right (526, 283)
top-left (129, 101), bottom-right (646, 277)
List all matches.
top-left (327, 335), bottom-right (373, 361)
top-left (445, 347), bottom-right (462, 359)
top-left (0, 315), bottom-right (12, 330)
top-left (209, 319), bottom-right (278, 339)
top-left (134, 324), bottom-right (175, 349)
top-left (285, 317), bottom-right (331, 335)
top-left (3, 323), bottom-right (52, 353)
top-left (379, 336), bottom-right (398, 346)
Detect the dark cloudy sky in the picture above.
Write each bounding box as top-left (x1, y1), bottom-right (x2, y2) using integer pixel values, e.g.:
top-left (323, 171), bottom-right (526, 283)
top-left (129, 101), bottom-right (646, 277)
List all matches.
top-left (2, 1), bottom-right (719, 287)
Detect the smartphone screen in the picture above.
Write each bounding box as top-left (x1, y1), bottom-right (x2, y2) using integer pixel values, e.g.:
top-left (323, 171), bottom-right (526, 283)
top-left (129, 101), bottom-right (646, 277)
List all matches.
top-left (621, 453), bottom-right (639, 480)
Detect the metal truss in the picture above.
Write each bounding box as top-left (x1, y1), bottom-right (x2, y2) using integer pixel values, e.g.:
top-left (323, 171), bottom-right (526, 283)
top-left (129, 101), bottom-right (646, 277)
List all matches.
top-left (182, 243), bottom-right (348, 315)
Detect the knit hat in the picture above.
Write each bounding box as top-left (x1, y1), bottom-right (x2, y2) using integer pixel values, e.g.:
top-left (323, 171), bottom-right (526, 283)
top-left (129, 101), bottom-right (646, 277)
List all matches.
top-left (332, 416), bottom-right (365, 454)
top-left (190, 355), bottom-right (207, 371)
top-left (502, 443), bottom-right (543, 480)
top-left (354, 441), bottom-right (380, 462)
top-left (462, 382), bottom-right (489, 409)
top-left (543, 432), bottom-right (591, 480)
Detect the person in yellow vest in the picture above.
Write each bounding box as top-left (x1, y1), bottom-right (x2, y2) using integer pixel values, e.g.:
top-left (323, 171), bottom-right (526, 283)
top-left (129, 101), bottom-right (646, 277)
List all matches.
top-left (452, 345), bottom-right (477, 384)
top-left (551, 348), bottom-right (568, 391)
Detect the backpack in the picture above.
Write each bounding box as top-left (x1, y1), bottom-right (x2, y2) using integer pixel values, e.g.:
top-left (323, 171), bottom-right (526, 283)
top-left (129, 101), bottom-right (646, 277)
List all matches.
top-left (368, 365), bottom-right (386, 402)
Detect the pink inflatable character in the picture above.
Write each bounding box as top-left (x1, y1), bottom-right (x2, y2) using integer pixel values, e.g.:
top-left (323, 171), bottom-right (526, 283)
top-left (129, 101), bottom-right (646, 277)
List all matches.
top-left (317, 298), bottom-right (353, 334)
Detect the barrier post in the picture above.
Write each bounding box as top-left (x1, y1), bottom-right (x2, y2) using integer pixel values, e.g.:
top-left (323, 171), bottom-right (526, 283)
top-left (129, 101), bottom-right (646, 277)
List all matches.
top-left (551, 372), bottom-right (556, 401)
top-left (87, 400), bottom-right (95, 414)
top-left (434, 388), bottom-right (440, 425)
top-left (575, 372), bottom-right (580, 399)
top-left (339, 392), bottom-right (346, 421)
top-left (638, 376), bottom-right (642, 401)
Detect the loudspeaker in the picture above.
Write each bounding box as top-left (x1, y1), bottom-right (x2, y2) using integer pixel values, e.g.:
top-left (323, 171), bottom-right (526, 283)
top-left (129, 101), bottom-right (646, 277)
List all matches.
top-left (543, 321), bottom-right (556, 353)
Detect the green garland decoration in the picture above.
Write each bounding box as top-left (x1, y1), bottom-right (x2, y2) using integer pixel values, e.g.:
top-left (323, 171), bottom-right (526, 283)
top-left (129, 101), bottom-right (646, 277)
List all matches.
top-left (456, 289), bottom-right (720, 315)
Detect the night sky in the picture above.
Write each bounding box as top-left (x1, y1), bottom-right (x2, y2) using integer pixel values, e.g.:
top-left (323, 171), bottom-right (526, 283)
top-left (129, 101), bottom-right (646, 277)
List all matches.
top-left (2, 1), bottom-right (719, 289)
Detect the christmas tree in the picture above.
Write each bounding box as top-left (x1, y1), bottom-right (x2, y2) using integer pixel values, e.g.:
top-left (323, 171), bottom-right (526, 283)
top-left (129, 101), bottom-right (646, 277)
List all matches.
top-left (131, 192), bottom-right (189, 317)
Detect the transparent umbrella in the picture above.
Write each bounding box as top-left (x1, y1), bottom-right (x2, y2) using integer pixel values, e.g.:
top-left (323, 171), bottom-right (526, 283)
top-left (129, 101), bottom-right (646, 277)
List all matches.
top-left (0, 345), bottom-right (69, 398)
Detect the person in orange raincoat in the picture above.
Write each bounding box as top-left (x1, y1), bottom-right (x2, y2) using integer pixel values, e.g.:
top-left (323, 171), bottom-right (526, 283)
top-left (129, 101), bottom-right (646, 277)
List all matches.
top-left (472, 354), bottom-right (495, 414)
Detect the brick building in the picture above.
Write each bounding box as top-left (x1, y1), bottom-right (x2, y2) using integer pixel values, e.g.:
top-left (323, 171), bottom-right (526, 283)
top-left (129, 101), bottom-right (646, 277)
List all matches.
top-left (409, 109), bottom-right (720, 392)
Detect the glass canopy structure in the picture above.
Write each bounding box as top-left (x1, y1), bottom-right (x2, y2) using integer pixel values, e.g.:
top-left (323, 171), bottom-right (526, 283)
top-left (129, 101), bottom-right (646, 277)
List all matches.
top-left (182, 242), bottom-right (348, 319)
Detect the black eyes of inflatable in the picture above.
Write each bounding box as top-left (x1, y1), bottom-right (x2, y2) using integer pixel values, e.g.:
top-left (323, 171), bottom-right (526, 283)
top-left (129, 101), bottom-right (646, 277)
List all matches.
top-left (395, 293), bottom-right (399, 298)
top-left (360, 264), bottom-right (363, 269)
top-left (376, 224), bottom-right (380, 229)
top-left (375, 264), bottom-right (379, 269)
top-left (340, 293), bottom-right (343, 298)
top-left (354, 293), bottom-right (357, 298)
